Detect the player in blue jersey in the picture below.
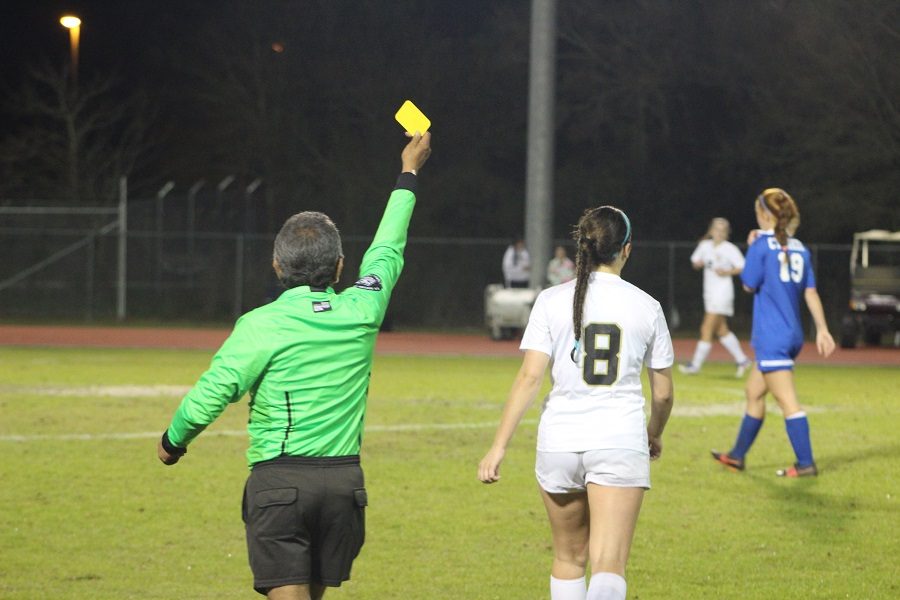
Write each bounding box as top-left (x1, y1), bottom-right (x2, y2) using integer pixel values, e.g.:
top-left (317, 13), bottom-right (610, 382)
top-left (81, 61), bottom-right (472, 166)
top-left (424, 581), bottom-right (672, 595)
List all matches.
top-left (711, 188), bottom-right (835, 477)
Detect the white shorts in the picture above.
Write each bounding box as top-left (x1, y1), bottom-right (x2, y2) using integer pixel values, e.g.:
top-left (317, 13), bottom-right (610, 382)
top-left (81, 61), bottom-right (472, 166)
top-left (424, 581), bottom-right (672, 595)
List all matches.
top-left (703, 295), bottom-right (734, 317)
top-left (535, 449), bottom-right (651, 493)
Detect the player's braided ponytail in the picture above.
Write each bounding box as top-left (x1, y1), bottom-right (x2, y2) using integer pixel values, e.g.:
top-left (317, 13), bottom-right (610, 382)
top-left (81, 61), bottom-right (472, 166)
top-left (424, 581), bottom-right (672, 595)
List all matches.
top-left (759, 188), bottom-right (799, 249)
top-left (571, 206), bottom-right (632, 361)
top-left (572, 235), bottom-right (593, 357)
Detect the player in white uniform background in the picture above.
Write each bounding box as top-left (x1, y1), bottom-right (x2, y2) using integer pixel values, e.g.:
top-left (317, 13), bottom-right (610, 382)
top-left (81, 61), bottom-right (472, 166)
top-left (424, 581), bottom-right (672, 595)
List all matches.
top-left (479, 206), bottom-right (674, 600)
top-left (680, 218), bottom-right (752, 376)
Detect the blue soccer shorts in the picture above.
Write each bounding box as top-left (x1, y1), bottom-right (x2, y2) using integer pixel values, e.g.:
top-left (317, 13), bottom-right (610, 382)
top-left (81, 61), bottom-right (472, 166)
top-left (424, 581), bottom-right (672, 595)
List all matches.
top-left (753, 338), bottom-right (802, 373)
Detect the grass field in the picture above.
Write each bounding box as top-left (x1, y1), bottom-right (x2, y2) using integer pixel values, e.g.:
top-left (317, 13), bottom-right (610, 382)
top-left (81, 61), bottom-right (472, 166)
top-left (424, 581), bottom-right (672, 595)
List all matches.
top-left (1, 346), bottom-right (898, 599)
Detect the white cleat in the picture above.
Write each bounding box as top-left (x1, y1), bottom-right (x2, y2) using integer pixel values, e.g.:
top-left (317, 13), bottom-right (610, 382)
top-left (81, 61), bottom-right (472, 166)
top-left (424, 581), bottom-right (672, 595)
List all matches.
top-left (735, 360), bottom-right (752, 378)
top-left (678, 363), bottom-right (700, 375)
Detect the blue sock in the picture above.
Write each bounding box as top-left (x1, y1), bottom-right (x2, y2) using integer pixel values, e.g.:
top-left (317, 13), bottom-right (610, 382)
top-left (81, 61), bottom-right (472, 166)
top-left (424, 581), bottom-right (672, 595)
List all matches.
top-left (729, 414), bottom-right (764, 460)
top-left (785, 412), bottom-right (814, 467)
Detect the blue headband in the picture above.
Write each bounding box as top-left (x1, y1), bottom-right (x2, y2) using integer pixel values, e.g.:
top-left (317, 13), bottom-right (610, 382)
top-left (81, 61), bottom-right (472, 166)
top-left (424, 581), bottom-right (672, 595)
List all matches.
top-left (620, 210), bottom-right (632, 247)
top-left (756, 194), bottom-right (773, 217)
top-left (603, 208), bottom-right (631, 261)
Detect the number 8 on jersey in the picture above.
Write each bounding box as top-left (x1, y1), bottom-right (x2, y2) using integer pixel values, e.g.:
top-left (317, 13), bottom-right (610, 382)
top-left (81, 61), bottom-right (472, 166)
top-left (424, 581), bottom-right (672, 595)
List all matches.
top-left (582, 323), bottom-right (622, 386)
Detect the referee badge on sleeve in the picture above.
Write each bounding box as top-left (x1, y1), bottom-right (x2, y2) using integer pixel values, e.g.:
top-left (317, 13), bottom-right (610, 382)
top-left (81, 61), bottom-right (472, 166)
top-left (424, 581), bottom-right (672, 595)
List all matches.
top-left (354, 274), bottom-right (383, 291)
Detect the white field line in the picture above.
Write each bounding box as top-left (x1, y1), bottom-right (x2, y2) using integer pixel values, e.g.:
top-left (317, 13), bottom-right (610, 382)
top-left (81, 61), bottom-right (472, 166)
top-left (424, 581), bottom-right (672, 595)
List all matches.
top-left (0, 420), bottom-right (531, 443)
top-left (680, 386), bottom-right (746, 399)
top-left (0, 384), bottom-right (746, 400)
top-left (0, 402), bottom-right (834, 443)
top-left (0, 385), bottom-right (192, 397)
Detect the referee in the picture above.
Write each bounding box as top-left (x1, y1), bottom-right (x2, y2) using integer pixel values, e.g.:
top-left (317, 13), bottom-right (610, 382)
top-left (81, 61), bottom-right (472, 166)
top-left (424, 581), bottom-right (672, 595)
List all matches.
top-left (157, 132), bottom-right (432, 600)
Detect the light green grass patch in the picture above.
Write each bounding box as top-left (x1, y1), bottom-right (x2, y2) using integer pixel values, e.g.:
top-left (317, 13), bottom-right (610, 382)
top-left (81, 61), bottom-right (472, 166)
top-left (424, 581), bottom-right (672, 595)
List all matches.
top-left (0, 348), bottom-right (897, 598)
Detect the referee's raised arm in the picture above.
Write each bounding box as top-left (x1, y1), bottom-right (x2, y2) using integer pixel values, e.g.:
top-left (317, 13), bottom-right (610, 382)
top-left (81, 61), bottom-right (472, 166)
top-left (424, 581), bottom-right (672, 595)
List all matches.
top-left (401, 131), bottom-right (431, 175)
top-left (356, 133), bottom-right (432, 301)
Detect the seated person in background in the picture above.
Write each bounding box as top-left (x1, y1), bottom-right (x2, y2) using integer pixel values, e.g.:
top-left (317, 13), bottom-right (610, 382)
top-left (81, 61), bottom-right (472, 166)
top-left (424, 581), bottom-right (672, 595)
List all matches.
top-left (546, 245), bottom-right (575, 286)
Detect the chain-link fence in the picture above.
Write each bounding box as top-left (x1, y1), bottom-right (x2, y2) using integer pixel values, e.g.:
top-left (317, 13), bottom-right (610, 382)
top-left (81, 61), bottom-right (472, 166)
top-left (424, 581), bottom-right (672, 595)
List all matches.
top-left (0, 220), bottom-right (858, 337)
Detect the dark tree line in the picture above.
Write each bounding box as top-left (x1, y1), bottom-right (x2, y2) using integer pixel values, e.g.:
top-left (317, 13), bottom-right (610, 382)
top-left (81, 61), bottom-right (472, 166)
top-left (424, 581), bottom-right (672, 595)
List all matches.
top-left (0, 62), bottom-right (153, 203)
top-left (1, 0), bottom-right (896, 242)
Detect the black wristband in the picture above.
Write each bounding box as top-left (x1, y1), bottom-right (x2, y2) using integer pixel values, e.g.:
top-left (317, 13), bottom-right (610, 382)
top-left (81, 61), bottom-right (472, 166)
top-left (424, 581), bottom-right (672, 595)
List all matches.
top-left (161, 430), bottom-right (187, 457)
top-left (394, 172), bottom-right (418, 194)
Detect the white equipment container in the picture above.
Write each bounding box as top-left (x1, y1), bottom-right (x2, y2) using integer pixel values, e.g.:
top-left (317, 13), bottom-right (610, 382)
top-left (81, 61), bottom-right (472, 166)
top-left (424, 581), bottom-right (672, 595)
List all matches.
top-left (484, 284), bottom-right (539, 340)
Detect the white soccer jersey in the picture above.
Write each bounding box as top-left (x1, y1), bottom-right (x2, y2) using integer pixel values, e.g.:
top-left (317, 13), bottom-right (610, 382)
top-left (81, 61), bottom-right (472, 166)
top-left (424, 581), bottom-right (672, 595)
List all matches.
top-left (520, 272), bottom-right (674, 454)
top-left (690, 239), bottom-right (745, 316)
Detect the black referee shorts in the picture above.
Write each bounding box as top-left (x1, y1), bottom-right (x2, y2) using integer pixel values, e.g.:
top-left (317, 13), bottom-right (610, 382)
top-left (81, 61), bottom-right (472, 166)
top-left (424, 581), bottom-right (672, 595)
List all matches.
top-left (242, 455), bottom-right (366, 595)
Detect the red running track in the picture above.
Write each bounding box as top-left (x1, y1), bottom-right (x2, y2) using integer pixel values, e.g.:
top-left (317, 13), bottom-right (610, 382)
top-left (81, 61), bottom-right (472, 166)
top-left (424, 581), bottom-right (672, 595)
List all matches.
top-left (0, 325), bottom-right (897, 366)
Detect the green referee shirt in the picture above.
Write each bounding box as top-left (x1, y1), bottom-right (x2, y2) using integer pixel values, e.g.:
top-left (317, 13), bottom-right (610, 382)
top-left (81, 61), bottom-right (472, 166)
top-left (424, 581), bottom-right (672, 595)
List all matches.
top-left (166, 174), bottom-right (417, 466)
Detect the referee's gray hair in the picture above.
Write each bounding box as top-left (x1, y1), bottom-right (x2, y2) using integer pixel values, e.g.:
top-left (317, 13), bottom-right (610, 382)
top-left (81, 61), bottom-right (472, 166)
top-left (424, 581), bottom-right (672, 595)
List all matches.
top-left (273, 211), bottom-right (343, 289)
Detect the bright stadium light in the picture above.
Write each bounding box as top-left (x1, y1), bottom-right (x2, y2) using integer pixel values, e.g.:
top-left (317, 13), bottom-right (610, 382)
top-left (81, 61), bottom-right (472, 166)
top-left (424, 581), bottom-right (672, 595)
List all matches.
top-left (60, 15), bottom-right (82, 84)
top-left (60, 15), bottom-right (82, 28)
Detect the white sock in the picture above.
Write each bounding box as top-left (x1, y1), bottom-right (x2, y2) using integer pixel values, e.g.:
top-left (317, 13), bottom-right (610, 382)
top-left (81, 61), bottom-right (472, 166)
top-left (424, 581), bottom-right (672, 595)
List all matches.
top-left (586, 572), bottom-right (626, 600)
top-left (719, 332), bottom-right (748, 363)
top-left (551, 575), bottom-right (587, 600)
top-left (691, 341), bottom-right (712, 368)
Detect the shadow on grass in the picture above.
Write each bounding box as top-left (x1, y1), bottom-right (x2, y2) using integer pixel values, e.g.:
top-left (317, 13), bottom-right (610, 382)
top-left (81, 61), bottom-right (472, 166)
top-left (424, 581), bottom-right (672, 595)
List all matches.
top-left (748, 441), bottom-right (900, 476)
top-left (740, 442), bottom-right (900, 544)
top-left (817, 442), bottom-right (900, 472)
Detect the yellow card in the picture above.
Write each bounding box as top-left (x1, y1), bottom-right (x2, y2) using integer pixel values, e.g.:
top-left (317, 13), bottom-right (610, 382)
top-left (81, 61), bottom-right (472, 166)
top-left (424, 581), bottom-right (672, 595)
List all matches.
top-left (394, 100), bottom-right (431, 135)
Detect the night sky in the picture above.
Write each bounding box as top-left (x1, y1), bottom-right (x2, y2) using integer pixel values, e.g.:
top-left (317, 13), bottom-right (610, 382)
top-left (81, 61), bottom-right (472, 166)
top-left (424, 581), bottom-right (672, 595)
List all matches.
top-left (1, 1), bottom-right (522, 228)
top-left (2, 2), bottom-right (214, 143)
top-left (2, 2), bottom-right (206, 83)
top-left (0, 0), bottom-right (896, 330)
top-left (1, 1), bottom-right (897, 242)
top-left (1, 1), bottom-right (488, 105)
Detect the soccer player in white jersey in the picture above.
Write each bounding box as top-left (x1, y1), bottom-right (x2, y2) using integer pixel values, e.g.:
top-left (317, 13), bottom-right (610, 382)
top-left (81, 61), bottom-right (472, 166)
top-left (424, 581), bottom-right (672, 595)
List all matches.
top-left (680, 218), bottom-right (752, 376)
top-left (711, 188), bottom-right (835, 477)
top-left (479, 206), bottom-right (674, 600)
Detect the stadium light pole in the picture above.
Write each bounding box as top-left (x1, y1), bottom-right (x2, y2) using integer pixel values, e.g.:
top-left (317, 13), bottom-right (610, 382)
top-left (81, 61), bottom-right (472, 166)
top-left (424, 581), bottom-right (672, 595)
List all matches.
top-left (244, 178), bottom-right (263, 233)
top-left (525, 0), bottom-right (557, 288)
top-left (117, 176), bottom-right (128, 321)
top-left (217, 175), bottom-right (236, 230)
top-left (187, 179), bottom-right (205, 264)
top-left (155, 181), bottom-right (175, 295)
top-left (59, 15), bottom-right (81, 85)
